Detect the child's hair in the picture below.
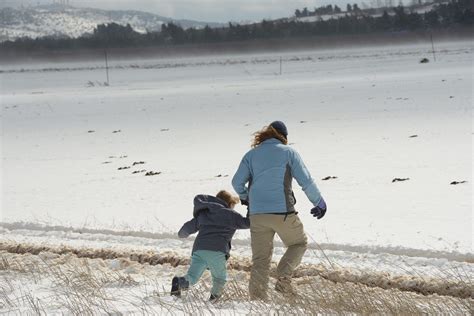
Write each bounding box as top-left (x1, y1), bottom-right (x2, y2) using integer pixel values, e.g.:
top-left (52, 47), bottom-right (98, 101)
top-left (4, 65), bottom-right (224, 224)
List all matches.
top-left (216, 190), bottom-right (240, 207)
top-left (251, 125), bottom-right (288, 148)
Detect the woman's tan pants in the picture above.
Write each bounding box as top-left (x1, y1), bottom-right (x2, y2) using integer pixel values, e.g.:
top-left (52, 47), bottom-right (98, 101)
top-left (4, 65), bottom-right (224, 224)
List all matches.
top-left (249, 213), bottom-right (308, 300)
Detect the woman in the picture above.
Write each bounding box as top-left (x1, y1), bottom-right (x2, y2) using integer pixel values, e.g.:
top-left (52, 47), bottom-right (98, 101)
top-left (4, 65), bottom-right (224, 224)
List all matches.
top-left (232, 121), bottom-right (327, 300)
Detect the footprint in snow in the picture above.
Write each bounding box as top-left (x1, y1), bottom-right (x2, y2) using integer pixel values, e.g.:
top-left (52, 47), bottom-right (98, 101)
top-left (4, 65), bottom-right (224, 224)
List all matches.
top-left (132, 170), bottom-right (147, 174)
top-left (450, 181), bottom-right (467, 185)
top-left (392, 178), bottom-right (409, 183)
top-left (145, 171), bottom-right (161, 176)
top-left (118, 166), bottom-right (131, 170)
top-left (322, 176), bottom-right (338, 181)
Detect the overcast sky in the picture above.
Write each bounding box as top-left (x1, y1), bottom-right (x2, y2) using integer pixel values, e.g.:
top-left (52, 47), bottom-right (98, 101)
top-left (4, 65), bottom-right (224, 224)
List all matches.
top-left (0, 0), bottom-right (387, 23)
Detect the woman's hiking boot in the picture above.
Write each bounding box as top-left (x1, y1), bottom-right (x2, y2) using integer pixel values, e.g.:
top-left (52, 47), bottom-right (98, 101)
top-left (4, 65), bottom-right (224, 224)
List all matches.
top-left (275, 277), bottom-right (296, 295)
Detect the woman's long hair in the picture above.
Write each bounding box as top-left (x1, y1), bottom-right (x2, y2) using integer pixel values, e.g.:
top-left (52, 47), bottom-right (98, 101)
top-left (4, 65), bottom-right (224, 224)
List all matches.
top-left (251, 125), bottom-right (288, 148)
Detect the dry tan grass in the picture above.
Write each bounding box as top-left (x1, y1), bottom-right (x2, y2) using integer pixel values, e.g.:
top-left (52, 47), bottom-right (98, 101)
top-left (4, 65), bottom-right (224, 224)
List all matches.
top-left (1, 240), bottom-right (471, 300)
top-left (0, 247), bottom-right (472, 315)
top-left (0, 252), bottom-right (133, 314)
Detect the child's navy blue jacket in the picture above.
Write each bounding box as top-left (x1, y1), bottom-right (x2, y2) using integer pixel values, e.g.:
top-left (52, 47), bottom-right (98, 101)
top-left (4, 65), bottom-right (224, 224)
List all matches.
top-left (178, 195), bottom-right (250, 257)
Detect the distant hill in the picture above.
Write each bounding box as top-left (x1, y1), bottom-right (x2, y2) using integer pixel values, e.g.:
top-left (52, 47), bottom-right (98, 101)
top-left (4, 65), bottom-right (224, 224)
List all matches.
top-left (0, 4), bottom-right (224, 42)
top-left (1, 0), bottom-right (471, 52)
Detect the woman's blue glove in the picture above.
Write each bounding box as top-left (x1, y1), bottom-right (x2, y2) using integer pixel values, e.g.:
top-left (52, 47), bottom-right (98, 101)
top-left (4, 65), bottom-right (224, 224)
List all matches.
top-left (310, 197), bottom-right (327, 219)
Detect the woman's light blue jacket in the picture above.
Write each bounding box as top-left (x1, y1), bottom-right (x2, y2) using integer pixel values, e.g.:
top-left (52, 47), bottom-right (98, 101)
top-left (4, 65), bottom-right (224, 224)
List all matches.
top-left (232, 138), bottom-right (322, 214)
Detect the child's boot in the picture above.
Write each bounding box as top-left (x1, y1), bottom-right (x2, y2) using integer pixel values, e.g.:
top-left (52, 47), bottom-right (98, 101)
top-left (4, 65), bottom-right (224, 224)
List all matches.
top-left (209, 293), bottom-right (220, 302)
top-left (171, 276), bottom-right (189, 297)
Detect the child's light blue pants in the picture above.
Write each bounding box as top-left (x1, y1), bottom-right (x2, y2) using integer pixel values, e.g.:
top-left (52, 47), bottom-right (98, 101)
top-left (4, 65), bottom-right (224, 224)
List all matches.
top-left (185, 250), bottom-right (227, 296)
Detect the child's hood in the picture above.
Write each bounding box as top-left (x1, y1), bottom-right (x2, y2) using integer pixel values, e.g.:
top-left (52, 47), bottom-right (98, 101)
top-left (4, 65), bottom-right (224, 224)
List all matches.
top-left (193, 194), bottom-right (228, 217)
top-left (193, 194), bottom-right (241, 227)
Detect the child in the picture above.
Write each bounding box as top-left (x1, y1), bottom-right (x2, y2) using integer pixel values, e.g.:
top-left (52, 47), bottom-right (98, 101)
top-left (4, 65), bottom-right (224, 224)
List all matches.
top-left (171, 190), bottom-right (250, 301)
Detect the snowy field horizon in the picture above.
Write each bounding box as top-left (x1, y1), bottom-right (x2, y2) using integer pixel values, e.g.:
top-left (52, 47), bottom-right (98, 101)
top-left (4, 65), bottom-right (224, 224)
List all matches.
top-left (1, 39), bottom-right (472, 314)
top-left (2, 39), bottom-right (472, 255)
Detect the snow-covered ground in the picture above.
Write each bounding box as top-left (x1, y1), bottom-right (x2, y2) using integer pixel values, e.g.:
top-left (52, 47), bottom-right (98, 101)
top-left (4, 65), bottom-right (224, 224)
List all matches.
top-left (1, 40), bottom-right (473, 313)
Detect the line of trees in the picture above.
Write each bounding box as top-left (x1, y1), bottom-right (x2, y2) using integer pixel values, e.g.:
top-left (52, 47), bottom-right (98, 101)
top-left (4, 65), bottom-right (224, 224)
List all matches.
top-left (294, 0), bottom-right (450, 17)
top-left (1, 0), bottom-right (472, 51)
top-left (296, 4), bottom-right (360, 17)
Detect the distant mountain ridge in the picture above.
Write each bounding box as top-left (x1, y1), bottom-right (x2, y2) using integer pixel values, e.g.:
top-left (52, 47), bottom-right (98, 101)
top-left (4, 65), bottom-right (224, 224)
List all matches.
top-left (0, 4), bottom-right (224, 42)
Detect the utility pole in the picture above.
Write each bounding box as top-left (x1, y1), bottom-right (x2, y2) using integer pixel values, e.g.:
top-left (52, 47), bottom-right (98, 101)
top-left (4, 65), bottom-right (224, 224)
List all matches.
top-left (104, 49), bottom-right (110, 86)
top-left (430, 33), bottom-right (436, 62)
top-left (279, 57), bottom-right (282, 75)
